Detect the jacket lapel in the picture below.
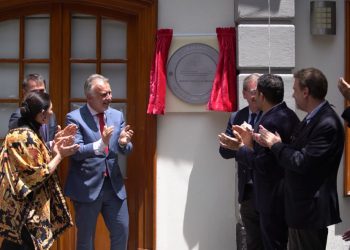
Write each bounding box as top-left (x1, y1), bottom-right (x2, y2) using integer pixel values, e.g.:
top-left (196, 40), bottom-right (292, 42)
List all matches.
top-left (81, 105), bottom-right (100, 140)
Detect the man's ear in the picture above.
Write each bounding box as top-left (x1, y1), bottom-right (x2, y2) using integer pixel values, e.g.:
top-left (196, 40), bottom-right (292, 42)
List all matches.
top-left (303, 87), bottom-right (309, 98)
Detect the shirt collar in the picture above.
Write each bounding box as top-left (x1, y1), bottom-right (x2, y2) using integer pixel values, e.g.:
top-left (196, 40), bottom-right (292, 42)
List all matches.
top-left (87, 103), bottom-right (99, 116)
top-left (305, 100), bottom-right (327, 122)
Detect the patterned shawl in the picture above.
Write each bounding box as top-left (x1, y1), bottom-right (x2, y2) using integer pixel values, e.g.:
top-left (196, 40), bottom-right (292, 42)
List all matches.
top-left (0, 128), bottom-right (73, 250)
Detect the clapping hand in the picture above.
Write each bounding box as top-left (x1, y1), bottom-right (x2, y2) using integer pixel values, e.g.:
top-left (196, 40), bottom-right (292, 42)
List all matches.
top-left (218, 130), bottom-right (244, 151)
top-left (232, 124), bottom-right (254, 150)
top-left (53, 135), bottom-right (80, 158)
top-left (54, 124), bottom-right (78, 145)
top-left (101, 125), bottom-right (114, 145)
top-left (338, 77), bottom-right (350, 100)
top-left (118, 125), bottom-right (134, 146)
top-left (253, 125), bottom-right (281, 148)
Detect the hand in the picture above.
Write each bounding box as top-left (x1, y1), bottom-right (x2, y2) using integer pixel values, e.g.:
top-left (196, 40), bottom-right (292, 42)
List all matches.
top-left (232, 124), bottom-right (254, 150)
top-left (118, 125), bottom-right (134, 146)
top-left (343, 229), bottom-right (350, 241)
top-left (253, 125), bottom-right (281, 148)
top-left (53, 135), bottom-right (80, 158)
top-left (218, 132), bottom-right (244, 151)
top-left (54, 124), bottom-right (78, 145)
top-left (338, 77), bottom-right (350, 100)
top-left (102, 125), bottom-right (114, 145)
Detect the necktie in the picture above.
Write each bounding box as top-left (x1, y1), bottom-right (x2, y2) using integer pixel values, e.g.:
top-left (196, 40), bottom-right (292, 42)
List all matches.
top-left (97, 113), bottom-right (109, 154)
top-left (246, 113), bottom-right (257, 184)
top-left (97, 113), bottom-right (109, 177)
top-left (249, 113), bottom-right (257, 128)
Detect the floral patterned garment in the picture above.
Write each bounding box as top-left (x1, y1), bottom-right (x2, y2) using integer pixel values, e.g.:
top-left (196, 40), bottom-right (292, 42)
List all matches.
top-left (0, 128), bottom-right (73, 250)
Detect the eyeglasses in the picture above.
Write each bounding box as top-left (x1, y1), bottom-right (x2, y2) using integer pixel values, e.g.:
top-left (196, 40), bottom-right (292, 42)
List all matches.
top-left (30, 89), bottom-right (45, 93)
top-left (244, 88), bottom-right (257, 95)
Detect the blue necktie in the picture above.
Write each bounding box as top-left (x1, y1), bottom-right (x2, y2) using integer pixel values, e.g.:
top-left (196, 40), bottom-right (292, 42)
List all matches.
top-left (249, 113), bottom-right (257, 128)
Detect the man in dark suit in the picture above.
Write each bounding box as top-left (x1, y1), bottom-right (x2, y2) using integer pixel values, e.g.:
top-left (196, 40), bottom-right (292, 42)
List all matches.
top-left (219, 74), bottom-right (299, 249)
top-left (219, 73), bottom-right (263, 250)
top-left (64, 74), bottom-right (134, 250)
top-left (8, 73), bottom-right (58, 143)
top-left (256, 68), bottom-right (344, 250)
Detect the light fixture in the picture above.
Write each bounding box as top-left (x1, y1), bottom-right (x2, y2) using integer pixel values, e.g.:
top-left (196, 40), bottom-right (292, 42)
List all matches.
top-left (310, 1), bottom-right (336, 35)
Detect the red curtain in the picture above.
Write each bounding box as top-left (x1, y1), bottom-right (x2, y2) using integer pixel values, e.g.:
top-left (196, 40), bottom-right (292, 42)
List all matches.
top-left (147, 29), bottom-right (173, 115)
top-left (207, 27), bottom-right (237, 112)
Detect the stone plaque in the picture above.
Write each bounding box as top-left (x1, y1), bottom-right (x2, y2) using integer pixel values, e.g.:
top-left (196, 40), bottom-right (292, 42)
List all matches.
top-left (167, 43), bottom-right (219, 104)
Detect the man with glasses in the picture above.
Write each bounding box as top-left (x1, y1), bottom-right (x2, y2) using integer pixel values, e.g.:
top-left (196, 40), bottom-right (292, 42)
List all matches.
top-left (8, 73), bottom-right (58, 144)
top-left (219, 73), bottom-right (263, 250)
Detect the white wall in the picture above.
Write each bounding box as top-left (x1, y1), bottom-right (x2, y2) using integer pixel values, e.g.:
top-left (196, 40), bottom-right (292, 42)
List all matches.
top-left (157, 1), bottom-right (237, 249)
top-left (157, 0), bottom-right (350, 249)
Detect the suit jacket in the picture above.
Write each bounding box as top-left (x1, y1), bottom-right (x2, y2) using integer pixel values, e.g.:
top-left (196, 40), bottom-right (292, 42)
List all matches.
top-left (219, 106), bottom-right (261, 203)
top-left (236, 102), bottom-right (300, 214)
top-left (270, 101), bottom-right (344, 229)
top-left (64, 104), bottom-right (132, 203)
top-left (342, 106), bottom-right (350, 126)
top-left (8, 108), bottom-right (58, 143)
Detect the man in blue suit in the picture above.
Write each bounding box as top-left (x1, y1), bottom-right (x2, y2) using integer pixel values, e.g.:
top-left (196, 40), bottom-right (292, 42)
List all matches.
top-left (64, 74), bottom-right (134, 250)
top-left (219, 73), bottom-right (263, 250)
top-left (8, 73), bottom-right (58, 144)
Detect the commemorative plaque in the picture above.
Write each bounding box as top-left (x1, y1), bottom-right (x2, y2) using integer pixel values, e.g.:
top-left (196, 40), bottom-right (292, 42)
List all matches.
top-left (167, 43), bottom-right (219, 104)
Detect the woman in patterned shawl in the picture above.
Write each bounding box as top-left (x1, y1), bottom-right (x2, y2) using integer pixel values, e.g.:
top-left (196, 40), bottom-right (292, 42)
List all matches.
top-left (0, 92), bottom-right (79, 250)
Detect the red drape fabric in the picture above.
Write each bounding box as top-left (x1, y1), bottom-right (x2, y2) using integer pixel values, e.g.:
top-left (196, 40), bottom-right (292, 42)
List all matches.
top-left (147, 29), bottom-right (173, 115)
top-left (207, 27), bottom-right (237, 112)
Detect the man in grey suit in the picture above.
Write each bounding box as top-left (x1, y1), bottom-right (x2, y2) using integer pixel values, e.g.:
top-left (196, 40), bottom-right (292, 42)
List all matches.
top-left (8, 73), bottom-right (58, 143)
top-left (64, 74), bottom-right (134, 250)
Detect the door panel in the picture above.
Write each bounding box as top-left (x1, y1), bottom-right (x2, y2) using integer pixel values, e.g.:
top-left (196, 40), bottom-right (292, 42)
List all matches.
top-left (0, 1), bottom-right (157, 249)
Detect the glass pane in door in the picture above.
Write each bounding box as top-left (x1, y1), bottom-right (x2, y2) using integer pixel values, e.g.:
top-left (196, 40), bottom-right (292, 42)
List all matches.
top-left (0, 63), bottom-right (19, 98)
top-left (101, 63), bottom-right (127, 99)
top-left (0, 19), bottom-right (19, 58)
top-left (0, 103), bottom-right (19, 137)
top-left (71, 63), bottom-right (96, 98)
top-left (71, 14), bottom-right (96, 58)
top-left (101, 18), bottom-right (127, 59)
top-left (25, 14), bottom-right (50, 58)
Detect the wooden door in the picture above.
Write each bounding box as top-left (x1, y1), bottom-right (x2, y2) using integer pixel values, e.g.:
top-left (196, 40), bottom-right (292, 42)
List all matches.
top-left (0, 1), bottom-right (157, 249)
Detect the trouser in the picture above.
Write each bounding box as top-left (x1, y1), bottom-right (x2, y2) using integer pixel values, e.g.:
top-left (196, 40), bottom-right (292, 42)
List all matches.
top-left (288, 227), bottom-right (328, 250)
top-left (73, 177), bottom-right (129, 250)
top-left (240, 186), bottom-right (264, 250)
top-left (259, 211), bottom-right (288, 250)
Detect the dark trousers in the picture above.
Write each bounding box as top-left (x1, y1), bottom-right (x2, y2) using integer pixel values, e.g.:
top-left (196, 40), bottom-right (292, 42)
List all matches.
top-left (0, 227), bottom-right (34, 250)
top-left (288, 227), bottom-right (328, 250)
top-left (240, 189), bottom-right (263, 250)
top-left (73, 177), bottom-right (129, 250)
top-left (259, 211), bottom-right (288, 250)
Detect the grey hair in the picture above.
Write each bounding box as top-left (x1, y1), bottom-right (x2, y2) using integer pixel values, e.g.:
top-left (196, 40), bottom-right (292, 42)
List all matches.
top-left (84, 74), bottom-right (109, 96)
top-left (243, 73), bottom-right (260, 91)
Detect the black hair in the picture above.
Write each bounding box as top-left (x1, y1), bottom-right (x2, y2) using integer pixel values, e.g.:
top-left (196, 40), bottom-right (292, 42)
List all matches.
top-left (257, 74), bottom-right (284, 105)
top-left (18, 92), bottom-right (51, 133)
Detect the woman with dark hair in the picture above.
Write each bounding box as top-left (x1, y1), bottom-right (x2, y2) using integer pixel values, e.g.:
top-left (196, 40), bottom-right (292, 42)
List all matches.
top-left (0, 91), bottom-right (79, 250)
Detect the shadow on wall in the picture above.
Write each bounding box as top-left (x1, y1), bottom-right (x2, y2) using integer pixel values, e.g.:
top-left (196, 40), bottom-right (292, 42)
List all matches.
top-left (182, 113), bottom-right (236, 250)
top-left (239, 0), bottom-right (281, 14)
